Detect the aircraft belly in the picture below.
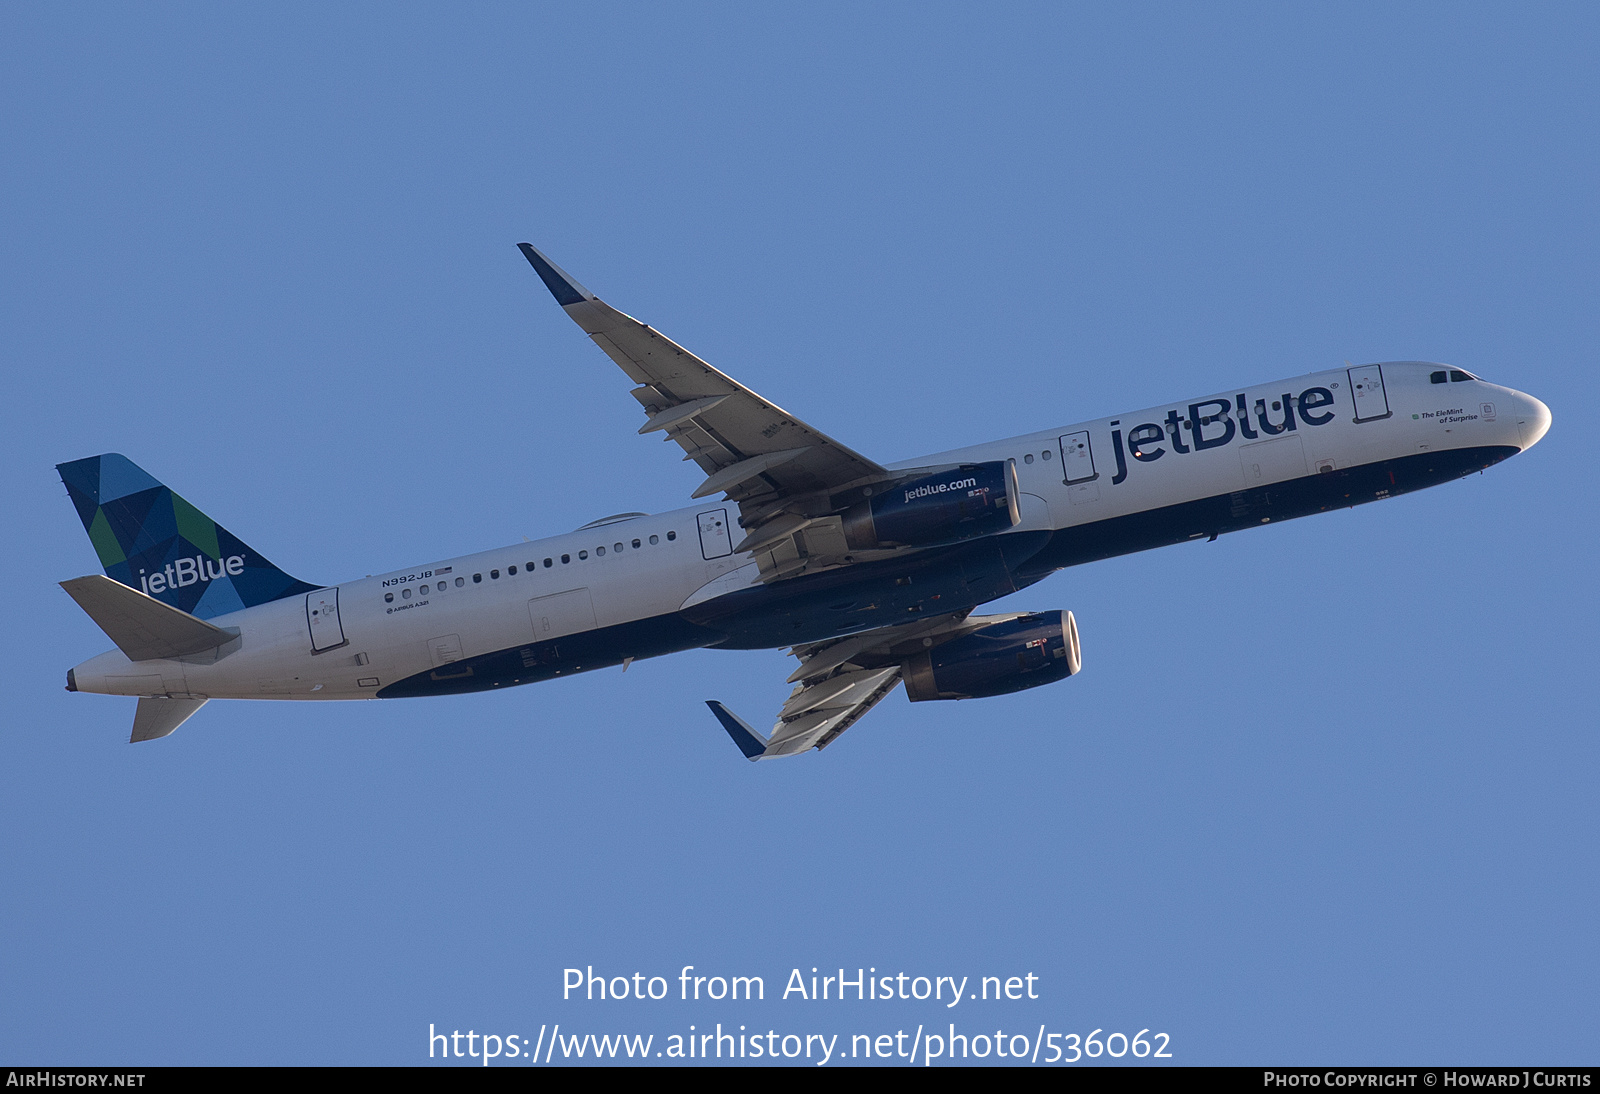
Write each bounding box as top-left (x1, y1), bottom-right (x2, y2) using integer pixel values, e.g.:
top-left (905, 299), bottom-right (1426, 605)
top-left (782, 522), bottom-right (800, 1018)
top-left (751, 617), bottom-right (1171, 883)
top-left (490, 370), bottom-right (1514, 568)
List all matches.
top-left (375, 612), bottom-right (716, 699)
top-left (682, 533), bottom-right (1051, 651)
top-left (1020, 444), bottom-right (1518, 577)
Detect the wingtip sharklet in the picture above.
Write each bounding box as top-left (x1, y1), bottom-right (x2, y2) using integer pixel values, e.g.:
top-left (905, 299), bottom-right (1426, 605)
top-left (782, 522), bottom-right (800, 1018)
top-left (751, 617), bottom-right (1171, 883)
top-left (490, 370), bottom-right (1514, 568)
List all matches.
top-left (705, 700), bottom-right (769, 761)
top-left (517, 242), bottom-right (593, 307)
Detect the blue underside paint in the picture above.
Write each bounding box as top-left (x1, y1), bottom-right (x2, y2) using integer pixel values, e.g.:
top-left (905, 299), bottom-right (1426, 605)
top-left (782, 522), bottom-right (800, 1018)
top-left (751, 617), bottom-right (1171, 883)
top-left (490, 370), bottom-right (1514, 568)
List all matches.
top-left (376, 445), bottom-right (1518, 700)
top-left (376, 611), bottom-right (713, 699)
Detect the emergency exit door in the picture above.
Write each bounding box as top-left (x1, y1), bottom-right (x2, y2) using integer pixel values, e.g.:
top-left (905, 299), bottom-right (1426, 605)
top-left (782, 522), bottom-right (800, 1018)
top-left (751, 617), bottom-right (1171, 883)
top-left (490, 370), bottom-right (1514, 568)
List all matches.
top-left (1348, 364), bottom-right (1392, 423)
top-left (697, 509), bottom-right (733, 559)
top-left (306, 588), bottom-right (346, 652)
top-left (1057, 431), bottom-right (1098, 484)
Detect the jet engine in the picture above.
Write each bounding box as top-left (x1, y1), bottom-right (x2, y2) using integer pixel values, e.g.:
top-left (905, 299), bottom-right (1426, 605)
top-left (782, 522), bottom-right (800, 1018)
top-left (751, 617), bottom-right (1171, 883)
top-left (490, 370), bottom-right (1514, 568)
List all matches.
top-left (841, 461), bottom-right (1020, 550)
top-left (902, 611), bottom-right (1081, 702)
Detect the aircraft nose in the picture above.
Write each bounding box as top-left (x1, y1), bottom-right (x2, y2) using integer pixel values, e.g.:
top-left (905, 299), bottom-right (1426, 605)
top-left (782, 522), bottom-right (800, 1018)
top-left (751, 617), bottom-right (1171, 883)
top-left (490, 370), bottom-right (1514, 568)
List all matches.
top-left (1515, 392), bottom-right (1552, 451)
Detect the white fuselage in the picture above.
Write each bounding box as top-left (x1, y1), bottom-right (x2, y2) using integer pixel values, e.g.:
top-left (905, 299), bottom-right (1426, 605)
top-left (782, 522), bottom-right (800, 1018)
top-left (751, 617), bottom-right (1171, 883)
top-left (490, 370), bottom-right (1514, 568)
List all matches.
top-left (68, 363), bottom-right (1549, 702)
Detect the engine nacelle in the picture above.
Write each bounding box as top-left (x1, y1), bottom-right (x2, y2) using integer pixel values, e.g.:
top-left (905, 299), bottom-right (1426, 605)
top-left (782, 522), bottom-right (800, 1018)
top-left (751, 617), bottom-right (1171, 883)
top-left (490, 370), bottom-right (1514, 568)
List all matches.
top-left (841, 461), bottom-right (1020, 551)
top-left (902, 611), bottom-right (1082, 702)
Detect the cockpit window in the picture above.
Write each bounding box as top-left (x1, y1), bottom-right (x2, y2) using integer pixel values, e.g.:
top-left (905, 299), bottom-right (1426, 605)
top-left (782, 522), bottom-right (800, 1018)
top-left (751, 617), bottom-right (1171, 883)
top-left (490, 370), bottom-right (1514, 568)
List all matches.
top-left (1449, 369), bottom-right (1475, 382)
top-left (1430, 370), bottom-right (1448, 384)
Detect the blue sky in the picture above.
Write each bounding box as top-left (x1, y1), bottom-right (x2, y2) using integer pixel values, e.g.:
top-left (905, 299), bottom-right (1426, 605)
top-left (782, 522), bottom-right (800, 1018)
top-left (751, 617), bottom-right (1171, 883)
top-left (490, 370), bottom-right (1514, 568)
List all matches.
top-left (2, 3), bottom-right (1596, 1065)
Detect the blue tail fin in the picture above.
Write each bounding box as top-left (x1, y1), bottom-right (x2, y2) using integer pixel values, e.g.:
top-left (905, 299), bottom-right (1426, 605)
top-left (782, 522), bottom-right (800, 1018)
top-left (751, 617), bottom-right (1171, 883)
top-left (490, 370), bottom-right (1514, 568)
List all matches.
top-left (57, 453), bottom-right (317, 620)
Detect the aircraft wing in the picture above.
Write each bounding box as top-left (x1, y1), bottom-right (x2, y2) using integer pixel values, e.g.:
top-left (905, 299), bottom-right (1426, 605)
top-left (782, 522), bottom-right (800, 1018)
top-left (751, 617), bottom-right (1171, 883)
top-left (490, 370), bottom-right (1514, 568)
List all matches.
top-left (707, 668), bottom-right (903, 759)
top-left (518, 244), bottom-right (888, 516)
top-left (705, 611), bottom-right (1029, 759)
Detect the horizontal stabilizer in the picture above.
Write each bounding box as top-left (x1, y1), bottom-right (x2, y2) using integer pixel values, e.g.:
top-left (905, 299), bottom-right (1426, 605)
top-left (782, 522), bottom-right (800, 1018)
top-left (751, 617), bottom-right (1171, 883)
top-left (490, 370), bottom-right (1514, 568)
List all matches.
top-left (131, 696), bottom-right (207, 743)
top-left (705, 701), bottom-right (770, 761)
top-left (61, 575), bottom-right (235, 662)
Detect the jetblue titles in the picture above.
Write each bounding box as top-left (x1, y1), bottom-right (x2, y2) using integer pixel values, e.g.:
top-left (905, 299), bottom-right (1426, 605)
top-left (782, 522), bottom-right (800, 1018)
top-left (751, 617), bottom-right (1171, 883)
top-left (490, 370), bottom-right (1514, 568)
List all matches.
top-left (1109, 385), bottom-right (1336, 481)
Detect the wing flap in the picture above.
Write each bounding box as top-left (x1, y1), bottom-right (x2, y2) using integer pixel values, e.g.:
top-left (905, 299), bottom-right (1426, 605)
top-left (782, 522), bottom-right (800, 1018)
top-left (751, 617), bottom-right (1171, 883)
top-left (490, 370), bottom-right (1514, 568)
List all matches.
top-left (779, 666), bottom-right (896, 719)
top-left (812, 669), bottom-right (903, 751)
top-left (691, 448), bottom-right (812, 499)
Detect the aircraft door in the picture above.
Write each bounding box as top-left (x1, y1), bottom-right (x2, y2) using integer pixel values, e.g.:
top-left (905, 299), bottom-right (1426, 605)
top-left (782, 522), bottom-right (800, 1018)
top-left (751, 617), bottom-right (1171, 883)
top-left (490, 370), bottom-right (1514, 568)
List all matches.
top-left (528, 588), bottom-right (597, 640)
top-left (1240, 436), bottom-right (1307, 485)
top-left (306, 588), bottom-right (346, 652)
top-left (1058, 431), bottom-right (1098, 484)
top-left (697, 509), bottom-right (733, 559)
top-left (1348, 364), bottom-right (1392, 423)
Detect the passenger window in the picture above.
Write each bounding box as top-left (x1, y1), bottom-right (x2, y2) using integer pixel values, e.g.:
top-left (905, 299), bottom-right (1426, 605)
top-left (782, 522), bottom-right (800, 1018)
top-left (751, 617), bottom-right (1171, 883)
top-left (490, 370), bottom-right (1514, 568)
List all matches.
top-left (490, 569), bottom-right (499, 579)
top-left (1450, 370), bottom-right (1473, 382)
top-left (596, 546), bottom-right (605, 556)
top-left (420, 584), bottom-right (429, 594)
top-left (544, 558), bottom-right (553, 568)
top-left (1041, 450), bottom-right (1051, 460)
top-left (667, 531), bottom-right (676, 541)
top-left (384, 592), bottom-right (393, 603)
top-left (561, 554), bottom-right (570, 564)
top-left (1024, 453), bottom-right (1034, 464)
top-left (508, 565), bottom-right (517, 575)
top-left (579, 550), bottom-right (588, 560)
top-left (455, 577), bottom-right (464, 587)
top-left (402, 588), bottom-right (412, 599)
top-left (1430, 370), bottom-right (1448, 384)
top-left (649, 535), bottom-right (659, 545)
top-left (473, 573), bottom-right (482, 583)
top-left (632, 539), bottom-right (641, 549)
top-left (615, 542), bottom-right (624, 552)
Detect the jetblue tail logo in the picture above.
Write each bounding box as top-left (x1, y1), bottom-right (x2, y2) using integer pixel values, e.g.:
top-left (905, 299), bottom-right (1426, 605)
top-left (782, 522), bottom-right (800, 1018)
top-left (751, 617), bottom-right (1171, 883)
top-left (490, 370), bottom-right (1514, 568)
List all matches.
top-left (57, 453), bottom-right (317, 620)
top-left (140, 554), bottom-right (246, 595)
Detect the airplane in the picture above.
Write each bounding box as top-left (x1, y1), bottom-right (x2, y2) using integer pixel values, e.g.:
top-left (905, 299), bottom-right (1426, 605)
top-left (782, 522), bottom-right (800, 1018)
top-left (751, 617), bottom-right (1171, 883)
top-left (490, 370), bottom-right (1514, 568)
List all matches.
top-left (56, 244), bottom-right (1553, 758)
